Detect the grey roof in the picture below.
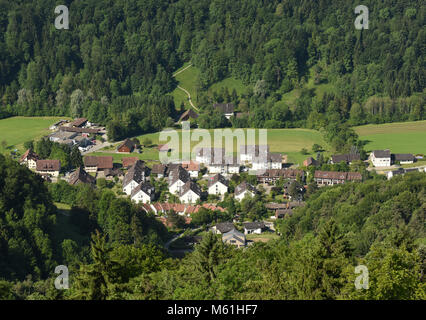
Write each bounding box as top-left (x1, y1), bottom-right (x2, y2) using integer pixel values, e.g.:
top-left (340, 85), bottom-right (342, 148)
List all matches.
top-left (123, 163), bottom-right (149, 187)
top-left (268, 153), bottom-right (282, 163)
top-left (208, 174), bottom-right (229, 187)
top-left (168, 166), bottom-right (190, 186)
top-left (215, 222), bottom-right (235, 233)
top-left (222, 229), bottom-right (246, 244)
top-left (372, 150), bottom-right (391, 158)
top-left (331, 153), bottom-right (361, 163)
top-left (393, 154), bottom-right (415, 161)
top-left (69, 167), bottom-right (96, 186)
top-left (243, 221), bottom-right (265, 230)
top-left (179, 181), bottom-right (202, 197)
top-left (131, 182), bottom-right (154, 198)
top-left (235, 182), bottom-right (256, 196)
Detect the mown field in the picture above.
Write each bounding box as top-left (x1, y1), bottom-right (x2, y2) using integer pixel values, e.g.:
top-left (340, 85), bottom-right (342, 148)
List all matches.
top-left (0, 116), bottom-right (69, 154)
top-left (171, 62), bottom-right (201, 109)
top-left (355, 120), bottom-right (426, 154)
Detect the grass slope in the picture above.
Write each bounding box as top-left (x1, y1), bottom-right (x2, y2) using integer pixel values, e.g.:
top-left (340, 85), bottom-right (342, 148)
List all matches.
top-left (0, 116), bottom-right (70, 153)
top-left (355, 120), bottom-right (426, 154)
top-left (171, 62), bottom-right (201, 110)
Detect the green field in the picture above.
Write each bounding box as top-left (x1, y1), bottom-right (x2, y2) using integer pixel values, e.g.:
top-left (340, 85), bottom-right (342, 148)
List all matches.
top-left (355, 120), bottom-right (426, 154)
top-left (0, 116), bottom-right (70, 154)
top-left (171, 62), bottom-right (201, 110)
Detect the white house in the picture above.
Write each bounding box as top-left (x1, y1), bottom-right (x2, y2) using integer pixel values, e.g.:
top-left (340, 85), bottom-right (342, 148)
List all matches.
top-left (208, 174), bottom-right (229, 196)
top-left (208, 156), bottom-right (240, 175)
top-left (123, 162), bottom-right (148, 195)
top-left (240, 145), bottom-right (269, 163)
top-left (393, 154), bottom-right (415, 164)
top-left (252, 153), bottom-right (282, 171)
top-left (234, 182), bottom-right (256, 202)
top-left (179, 181), bottom-right (201, 204)
top-left (131, 182), bottom-right (155, 204)
top-left (168, 166), bottom-right (190, 194)
top-left (181, 161), bottom-right (200, 178)
top-left (195, 147), bottom-right (225, 165)
top-left (370, 150), bottom-right (391, 167)
top-left (19, 149), bottom-right (39, 169)
top-left (36, 160), bottom-right (61, 177)
top-left (243, 222), bottom-right (265, 235)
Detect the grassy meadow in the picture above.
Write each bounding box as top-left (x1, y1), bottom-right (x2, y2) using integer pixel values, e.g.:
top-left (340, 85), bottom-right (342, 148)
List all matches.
top-left (355, 120), bottom-right (426, 154)
top-left (0, 116), bottom-right (70, 154)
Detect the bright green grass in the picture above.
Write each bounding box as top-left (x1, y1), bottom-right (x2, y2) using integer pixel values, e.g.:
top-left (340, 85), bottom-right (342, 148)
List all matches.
top-left (133, 127), bottom-right (327, 165)
top-left (171, 62), bottom-right (201, 109)
top-left (0, 116), bottom-right (70, 153)
top-left (354, 120), bottom-right (426, 154)
top-left (209, 77), bottom-right (248, 96)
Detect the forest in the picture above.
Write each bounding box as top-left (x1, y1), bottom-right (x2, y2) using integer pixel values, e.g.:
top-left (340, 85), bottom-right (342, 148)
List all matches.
top-left (0, 155), bottom-right (424, 300)
top-left (0, 0), bottom-right (424, 141)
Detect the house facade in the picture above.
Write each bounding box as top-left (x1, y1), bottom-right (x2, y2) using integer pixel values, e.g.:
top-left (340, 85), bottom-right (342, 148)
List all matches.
top-left (314, 171), bottom-right (362, 186)
top-left (36, 160), bottom-right (61, 177)
top-left (208, 174), bottom-right (229, 196)
top-left (179, 181), bottom-right (201, 204)
top-left (234, 182), bottom-right (256, 201)
top-left (84, 156), bottom-right (113, 173)
top-left (369, 150), bottom-right (391, 167)
top-left (131, 182), bottom-right (155, 204)
top-left (243, 222), bottom-right (265, 235)
top-left (222, 229), bottom-right (246, 248)
top-left (20, 149), bottom-right (39, 169)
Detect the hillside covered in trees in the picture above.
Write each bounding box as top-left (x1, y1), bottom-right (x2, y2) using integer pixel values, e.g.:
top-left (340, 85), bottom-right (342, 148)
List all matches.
top-left (0, 0), bottom-right (424, 140)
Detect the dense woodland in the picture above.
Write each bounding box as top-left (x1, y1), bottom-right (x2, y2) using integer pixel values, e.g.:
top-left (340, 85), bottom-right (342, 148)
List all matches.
top-left (0, 155), bottom-right (424, 299)
top-left (0, 0), bottom-right (424, 142)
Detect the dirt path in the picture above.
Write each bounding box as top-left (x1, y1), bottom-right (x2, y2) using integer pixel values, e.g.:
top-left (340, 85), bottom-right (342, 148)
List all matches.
top-left (172, 64), bottom-right (199, 112)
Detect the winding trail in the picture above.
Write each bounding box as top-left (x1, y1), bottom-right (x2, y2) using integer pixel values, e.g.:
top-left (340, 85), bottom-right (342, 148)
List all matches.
top-left (172, 63), bottom-right (199, 112)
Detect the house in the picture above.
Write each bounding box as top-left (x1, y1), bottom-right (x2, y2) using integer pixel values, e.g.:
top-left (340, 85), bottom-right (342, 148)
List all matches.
top-left (212, 222), bottom-right (236, 234)
top-left (243, 222), bottom-right (265, 235)
top-left (195, 147), bottom-right (225, 165)
top-left (36, 160), bottom-right (61, 177)
top-left (151, 164), bottom-right (167, 178)
top-left (314, 171), bottom-right (362, 186)
top-left (49, 120), bottom-right (68, 130)
top-left (330, 153), bottom-right (361, 164)
top-left (49, 131), bottom-right (78, 143)
top-left (274, 201), bottom-right (305, 219)
top-left (234, 182), bottom-right (257, 201)
top-left (240, 145), bottom-right (270, 163)
top-left (117, 138), bottom-right (135, 153)
top-left (68, 167), bottom-right (96, 186)
top-left (19, 149), bottom-right (39, 169)
top-left (59, 126), bottom-right (100, 135)
top-left (208, 174), bottom-right (229, 196)
top-left (123, 162), bottom-right (150, 195)
top-left (131, 182), bottom-right (155, 204)
top-left (104, 168), bottom-right (124, 180)
top-left (303, 157), bottom-right (319, 167)
top-left (208, 155), bottom-right (240, 174)
top-left (393, 153), bottom-right (415, 164)
top-left (168, 166), bottom-right (190, 194)
top-left (178, 109), bottom-right (199, 122)
top-left (181, 161), bottom-right (200, 178)
top-left (222, 229), bottom-right (246, 248)
top-left (84, 156), bottom-right (113, 173)
top-left (69, 118), bottom-right (88, 128)
top-left (179, 181), bottom-right (202, 204)
top-left (257, 169), bottom-right (305, 184)
top-left (122, 157), bottom-right (139, 169)
top-left (213, 103), bottom-right (235, 119)
top-left (252, 153), bottom-right (282, 171)
top-left (369, 150), bottom-right (391, 167)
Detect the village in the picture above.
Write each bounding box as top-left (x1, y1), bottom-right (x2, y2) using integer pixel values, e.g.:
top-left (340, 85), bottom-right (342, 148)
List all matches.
top-left (17, 115), bottom-right (426, 251)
